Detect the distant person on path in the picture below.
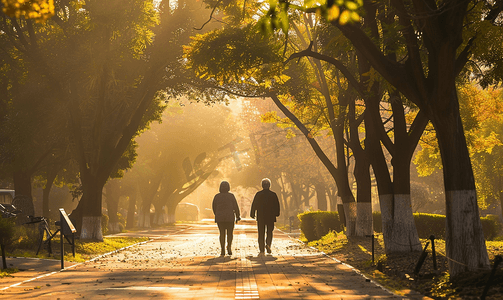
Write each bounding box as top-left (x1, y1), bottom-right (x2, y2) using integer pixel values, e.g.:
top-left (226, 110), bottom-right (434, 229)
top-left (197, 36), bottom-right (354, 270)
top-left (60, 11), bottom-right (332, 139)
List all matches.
top-left (212, 181), bottom-right (241, 256)
top-left (250, 178), bottom-right (280, 254)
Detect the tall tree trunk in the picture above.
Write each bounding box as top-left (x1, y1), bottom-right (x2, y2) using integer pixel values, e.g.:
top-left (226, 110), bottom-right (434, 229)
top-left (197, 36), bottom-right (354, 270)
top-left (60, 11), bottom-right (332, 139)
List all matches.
top-left (79, 174), bottom-right (105, 241)
top-left (280, 184), bottom-right (292, 225)
top-left (348, 93), bottom-right (372, 237)
top-left (389, 95), bottom-right (421, 252)
top-left (42, 170), bottom-right (57, 218)
top-left (290, 181), bottom-right (303, 211)
top-left (166, 201), bottom-right (177, 225)
top-left (107, 202), bottom-right (120, 233)
top-left (314, 181), bottom-right (328, 211)
top-left (126, 192), bottom-right (136, 229)
top-left (430, 91), bottom-right (490, 275)
top-left (105, 180), bottom-right (121, 234)
top-left (12, 171), bottom-right (35, 225)
top-left (327, 186), bottom-right (337, 211)
top-left (269, 94), bottom-right (357, 235)
top-left (354, 157), bottom-right (373, 236)
top-left (139, 199), bottom-right (151, 228)
top-left (13, 171), bottom-right (32, 199)
top-left (334, 117), bottom-right (357, 236)
top-left (152, 201), bottom-right (165, 226)
top-left (366, 103), bottom-right (421, 252)
top-left (499, 191), bottom-right (503, 220)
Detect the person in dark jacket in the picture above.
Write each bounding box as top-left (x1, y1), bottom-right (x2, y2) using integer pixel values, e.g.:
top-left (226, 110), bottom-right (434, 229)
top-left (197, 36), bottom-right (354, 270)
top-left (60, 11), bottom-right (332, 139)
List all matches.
top-left (212, 181), bottom-right (241, 256)
top-left (250, 178), bottom-right (280, 254)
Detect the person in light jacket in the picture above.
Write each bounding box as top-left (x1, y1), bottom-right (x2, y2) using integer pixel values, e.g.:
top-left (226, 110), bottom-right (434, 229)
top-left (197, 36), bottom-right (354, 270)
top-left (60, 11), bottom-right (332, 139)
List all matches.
top-left (250, 178), bottom-right (280, 254)
top-left (212, 181), bottom-right (241, 256)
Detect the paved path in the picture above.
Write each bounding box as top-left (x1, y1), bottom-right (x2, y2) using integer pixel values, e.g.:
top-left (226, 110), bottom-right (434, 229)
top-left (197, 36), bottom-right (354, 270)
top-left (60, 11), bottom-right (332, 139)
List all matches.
top-left (0, 222), bottom-right (417, 299)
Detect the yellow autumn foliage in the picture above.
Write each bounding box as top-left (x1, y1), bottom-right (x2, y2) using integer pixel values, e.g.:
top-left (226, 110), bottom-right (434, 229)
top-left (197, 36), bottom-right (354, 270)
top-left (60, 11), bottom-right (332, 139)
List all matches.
top-left (1, 0), bottom-right (54, 22)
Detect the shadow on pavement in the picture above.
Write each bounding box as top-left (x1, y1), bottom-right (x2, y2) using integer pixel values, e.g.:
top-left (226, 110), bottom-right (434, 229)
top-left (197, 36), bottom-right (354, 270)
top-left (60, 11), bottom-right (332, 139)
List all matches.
top-left (198, 256), bottom-right (240, 265)
top-left (246, 255), bottom-right (278, 264)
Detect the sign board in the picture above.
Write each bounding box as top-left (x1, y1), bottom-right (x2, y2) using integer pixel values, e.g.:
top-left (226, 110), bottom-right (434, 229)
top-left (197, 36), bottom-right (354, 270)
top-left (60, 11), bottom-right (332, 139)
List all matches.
top-left (0, 189), bottom-right (15, 204)
top-left (59, 208), bottom-right (76, 235)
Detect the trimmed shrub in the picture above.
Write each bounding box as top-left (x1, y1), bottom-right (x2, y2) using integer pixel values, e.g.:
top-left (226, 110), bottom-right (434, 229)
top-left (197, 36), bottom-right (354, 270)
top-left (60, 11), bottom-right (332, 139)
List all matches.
top-left (413, 213), bottom-right (446, 239)
top-left (372, 212), bottom-right (501, 241)
top-left (298, 212), bottom-right (316, 241)
top-left (481, 215), bottom-right (500, 241)
top-left (298, 211), bottom-right (342, 241)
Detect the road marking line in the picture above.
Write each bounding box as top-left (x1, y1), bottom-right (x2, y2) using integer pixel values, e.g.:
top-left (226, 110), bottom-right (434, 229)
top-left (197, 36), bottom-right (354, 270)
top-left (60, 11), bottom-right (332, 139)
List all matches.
top-left (235, 233), bottom-right (260, 299)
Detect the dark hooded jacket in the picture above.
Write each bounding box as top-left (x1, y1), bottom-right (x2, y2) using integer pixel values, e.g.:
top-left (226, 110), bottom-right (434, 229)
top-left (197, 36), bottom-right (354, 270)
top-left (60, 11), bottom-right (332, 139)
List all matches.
top-left (212, 181), bottom-right (240, 223)
top-left (250, 188), bottom-right (280, 222)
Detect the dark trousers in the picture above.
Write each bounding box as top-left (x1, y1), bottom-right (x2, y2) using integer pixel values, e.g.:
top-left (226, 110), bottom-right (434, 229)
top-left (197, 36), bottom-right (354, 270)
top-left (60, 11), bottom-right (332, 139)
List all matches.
top-left (217, 222), bottom-right (234, 250)
top-left (257, 220), bottom-right (274, 252)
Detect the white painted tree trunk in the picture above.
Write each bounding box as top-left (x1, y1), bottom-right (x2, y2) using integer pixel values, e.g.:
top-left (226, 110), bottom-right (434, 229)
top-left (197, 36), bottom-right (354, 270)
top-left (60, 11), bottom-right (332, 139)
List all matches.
top-left (446, 190), bottom-right (490, 275)
top-left (152, 212), bottom-right (167, 225)
top-left (153, 212), bottom-right (160, 225)
top-left (380, 194), bottom-right (421, 253)
top-left (80, 216), bottom-right (103, 241)
top-left (343, 202), bottom-right (357, 236)
top-left (355, 202), bottom-right (373, 236)
top-left (138, 212), bottom-right (144, 227)
top-left (108, 222), bottom-right (121, 234)
top-left (138, 212), bottom-right (151, 228)
top-left (167, 212), bottom-right (176, 224)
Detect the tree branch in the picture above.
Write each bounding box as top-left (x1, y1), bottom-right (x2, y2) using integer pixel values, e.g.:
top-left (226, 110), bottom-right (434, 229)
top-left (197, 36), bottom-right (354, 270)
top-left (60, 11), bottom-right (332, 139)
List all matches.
top-left (269, 93), bottom-right (340, 178)
top-left (284, 43), bottom-right (366, 97)
top-left (194, 0), bottom-right (221, 30)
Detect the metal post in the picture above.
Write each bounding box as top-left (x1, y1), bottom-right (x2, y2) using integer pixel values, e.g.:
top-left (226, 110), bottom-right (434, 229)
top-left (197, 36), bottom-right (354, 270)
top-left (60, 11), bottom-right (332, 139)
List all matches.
top-left (414, 241), bottom-right (430, 275)
top-left (366, 234), bottom-right (375, 265)
top-left (481, 255), bottom-right (502, 300)
top-left (60, 229), bottom-right (64, 269)
top-left (1, 244), bottom-right (6, 269)
top-left (72, 234), bottom-right (75, 257)
top-left (371, 234), bottom-right (374, 265)
top-left (429, 235), bottom-right (437, 270)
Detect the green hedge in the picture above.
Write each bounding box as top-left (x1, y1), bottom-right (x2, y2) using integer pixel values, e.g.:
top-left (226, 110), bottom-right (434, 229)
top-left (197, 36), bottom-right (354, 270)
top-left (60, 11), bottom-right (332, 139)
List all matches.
top-left (298, 211), bottom-right (342, 241)
top-left (481, 214), bottom-right (501, 240)
top-left (373, 212), bottom-right (500, 240)
top-left (299, 211), bottom-right (501, 241)
top-left (412, 213), bottom-right (446, 239)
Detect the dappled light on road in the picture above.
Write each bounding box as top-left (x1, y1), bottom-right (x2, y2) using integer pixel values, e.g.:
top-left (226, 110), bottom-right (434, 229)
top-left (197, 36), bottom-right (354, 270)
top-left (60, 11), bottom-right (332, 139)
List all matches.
top-left (0, 223), bottom-right (404, 299)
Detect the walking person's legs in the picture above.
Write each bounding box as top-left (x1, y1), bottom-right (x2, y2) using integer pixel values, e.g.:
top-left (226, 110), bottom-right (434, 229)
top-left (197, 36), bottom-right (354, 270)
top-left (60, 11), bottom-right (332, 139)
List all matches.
top-left (227, 222), bottom-right (234, 255)
top-left (217, 222), bottom-right (226, 256)
top-left (257, 220), bottom-right (266, 253)
top-left (265, 221), bottom-right (275, 254)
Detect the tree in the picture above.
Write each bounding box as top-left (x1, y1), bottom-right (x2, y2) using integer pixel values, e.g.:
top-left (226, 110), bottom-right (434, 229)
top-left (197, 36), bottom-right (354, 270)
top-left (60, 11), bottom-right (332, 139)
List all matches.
top-left (247, 98), bottom-right (330, 220)
top-left (185, 20), bottom-right (365, 235)
top-left (0, 21), bottom-right (69, 213)
top-left (186, 10), bottom-right (425, 245)
top-left (416, 83), bottom-right (503, 219)
top-left (330, 1), bottom-right (492, 274)
top-left (129, 100), bottom-right (241, 226)
top-left (1, 0), bottom-right (54, 22)
top-left (286, 10), bottom-right (426, 252)
top-left (1, 0), bottom-right (219, 240)
top-left (466, 87), bottom-right (503, 217)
